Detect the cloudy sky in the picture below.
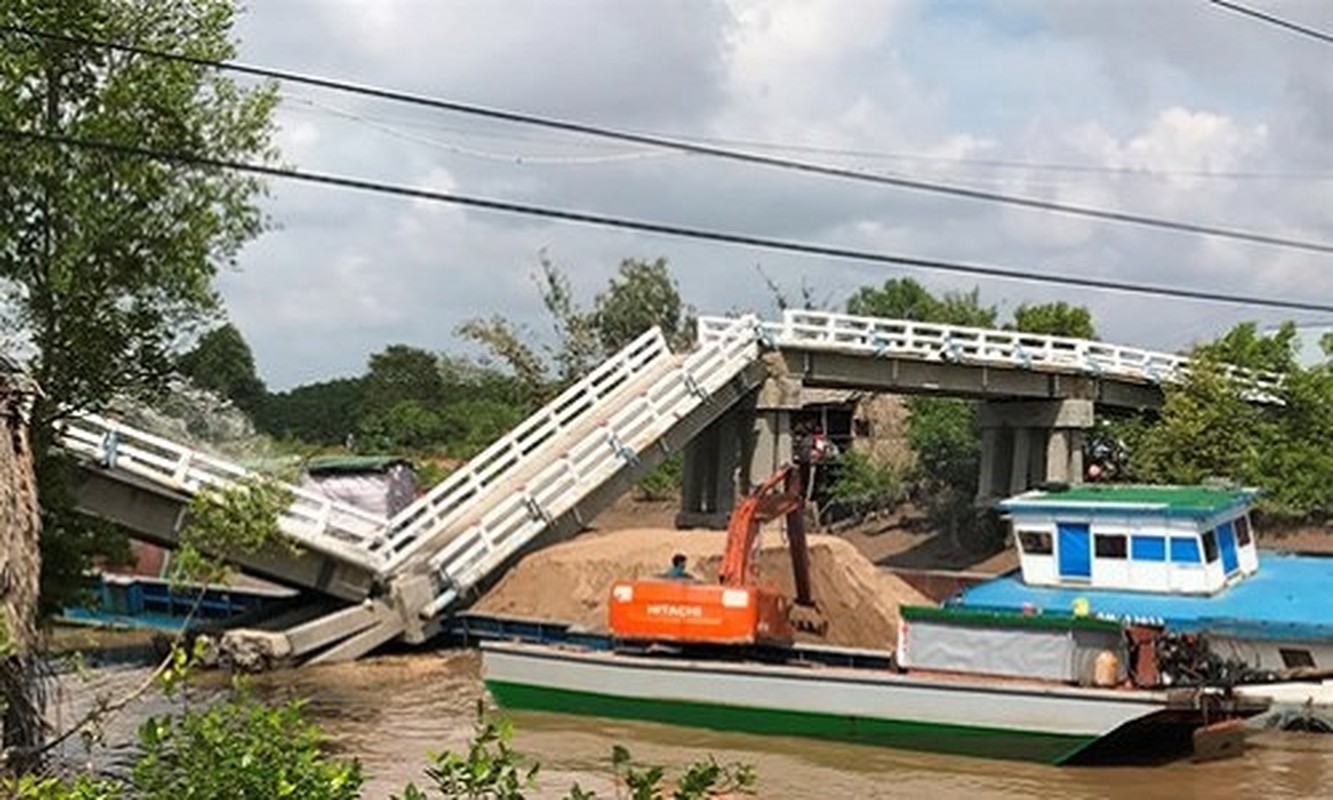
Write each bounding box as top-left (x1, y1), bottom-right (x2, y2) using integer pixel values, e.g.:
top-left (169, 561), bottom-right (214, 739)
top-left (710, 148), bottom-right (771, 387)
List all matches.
top-left (224, 0), bottom-right (1333, 389)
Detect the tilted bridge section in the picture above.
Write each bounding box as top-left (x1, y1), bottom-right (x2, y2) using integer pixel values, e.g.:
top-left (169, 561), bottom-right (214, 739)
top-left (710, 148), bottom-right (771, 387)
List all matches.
top-left (54, 311), bottom-right (1271, 663)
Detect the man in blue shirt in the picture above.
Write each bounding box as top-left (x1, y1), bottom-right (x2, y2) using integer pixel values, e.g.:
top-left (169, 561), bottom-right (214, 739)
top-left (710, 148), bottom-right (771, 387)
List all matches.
top-left (664, 553), bottom-right (693, 580)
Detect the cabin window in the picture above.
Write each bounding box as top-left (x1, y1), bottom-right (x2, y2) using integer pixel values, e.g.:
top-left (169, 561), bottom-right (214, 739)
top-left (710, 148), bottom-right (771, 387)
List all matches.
top-left (1201, 529), bottom-right (1219, 563)
top-left (1130, 536), bottom-right (1166, 562)
top-left (1169, 537), bottom-right (1202, 564)
top-left (1235, 515), bottom-right (1253, 547)
top-left (1018, 530), bottom-right (1053, 555)
top-left (1280, 648), bottom-right (1316, 669)
top-left (1094, 534), bottom-right (1127, 559)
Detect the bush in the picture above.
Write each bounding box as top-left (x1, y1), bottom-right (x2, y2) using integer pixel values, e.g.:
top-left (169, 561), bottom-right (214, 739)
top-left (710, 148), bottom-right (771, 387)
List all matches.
top-left (399, 705), bottom-right (756, 800)
top-left (634, 454), bottom-right (683, 502)
top-left (826, 450), bottom-right (906, 521)
top-left (131, 691), bottom-right (363, 800)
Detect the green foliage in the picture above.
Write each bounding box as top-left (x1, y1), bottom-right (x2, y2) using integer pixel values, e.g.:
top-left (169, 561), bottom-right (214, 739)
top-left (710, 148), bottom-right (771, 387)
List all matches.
top-left (1130, 323), bottom-right (1333, 522)
top-left (360, 400), bottom-right (457, 452)
top-left (131, 692), bottom-right (363, 800)
top-left (258, 377), bottom-right (366, 445)
top-left (1009, 301), bottom-right (1096, 339)
top-left (6, 691), bottom-right (361, 800)
top-left (463, 255), bottom-right (692, 391)
top-left (593, 258), bottom-right (693, 353)
top-left (173, 475), bottom-right (294, 587)
top-left (177, 323), bottom-right (267, 415)
top-left (536, 255), bottom-right (602, 383)
top-left (0, 0), bottom-right (278, 620)
top-left (398, 708), bottom-right (756, 800)
top-left (362, 345), bottom-right (446, 419)
top-left (396, 703), bottom-right (539, 800)
top-left (844, 278), bottom-right (997, 541)
top-left (33, 449), bottom-right (133, 618)
top-left (846, 278), bottom-right (997, 327)
top-left (456, 316), bottom-right (549, 399)
top-left (908, 397), bottom-right (980, 489)
top-left (0, 0), bottom-right (278, 415)
top-left (1195, 321), bottom-right (1298, 374)
top-left (1, 774), bottom-right (123, 800)
top-left (634, 454), bottom-right (683, 501)
top-left (827, 450), bottom-right (906, 519)
top-left (609, 744), bottom-right (756, 800)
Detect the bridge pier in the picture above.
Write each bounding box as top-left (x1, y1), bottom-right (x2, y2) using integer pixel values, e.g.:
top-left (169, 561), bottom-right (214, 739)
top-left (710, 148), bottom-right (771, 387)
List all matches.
top-left (676, 400), bottom-right (747, 528)
top-left (676, 373), bottom-right (801, 529)
top-left (976, 399), bottom-right (1092, 503)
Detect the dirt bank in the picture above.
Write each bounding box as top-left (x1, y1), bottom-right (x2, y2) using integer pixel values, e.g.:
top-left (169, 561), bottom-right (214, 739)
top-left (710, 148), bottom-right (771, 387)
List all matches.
top-left (475, 527), bottom-right (931, 650)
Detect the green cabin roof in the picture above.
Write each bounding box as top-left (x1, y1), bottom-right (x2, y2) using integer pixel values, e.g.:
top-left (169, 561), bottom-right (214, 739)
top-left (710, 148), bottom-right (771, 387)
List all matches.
top-left (1001, 483), bottom-right (1258, 517)
top-left (305, 455), bottom-right (412, 475)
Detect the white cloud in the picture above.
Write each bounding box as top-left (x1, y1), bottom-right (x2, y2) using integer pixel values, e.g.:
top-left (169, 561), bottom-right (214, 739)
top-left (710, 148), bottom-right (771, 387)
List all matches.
top-left (225, 0), bottom-right (1333, 388)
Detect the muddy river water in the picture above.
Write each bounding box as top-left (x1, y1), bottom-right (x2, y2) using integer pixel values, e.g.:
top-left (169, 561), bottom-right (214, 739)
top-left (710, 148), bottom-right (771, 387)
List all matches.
top-left (50, 649), bottom-right (1333, 799)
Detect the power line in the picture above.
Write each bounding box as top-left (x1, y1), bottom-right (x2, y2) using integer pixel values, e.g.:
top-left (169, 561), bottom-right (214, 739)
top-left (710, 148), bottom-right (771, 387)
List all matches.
top-left (1209, 0), bottom-right (1333, 46)
top-left (6, 124), bottom-right (1333, 315)
top-left (4, 24), bottom-right (1333, 256)
top-left (283, 93), bottom-right (1333, 183)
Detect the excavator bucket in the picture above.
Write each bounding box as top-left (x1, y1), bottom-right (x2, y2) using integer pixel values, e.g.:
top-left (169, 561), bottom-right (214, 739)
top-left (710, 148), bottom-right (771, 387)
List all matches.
top-left (789, 602), bottom-right (829, 636)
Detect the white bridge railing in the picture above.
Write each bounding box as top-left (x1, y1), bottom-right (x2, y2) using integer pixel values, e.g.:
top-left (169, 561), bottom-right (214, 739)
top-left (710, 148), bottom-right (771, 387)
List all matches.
top-left (375, 325), bottom-right (677, 573)
top-left (701, 310), bottom-right (1280, 396)
top-left (54, 413), bottom-right (389, 572)
top-left (416, 315), bottom-right (761, 618)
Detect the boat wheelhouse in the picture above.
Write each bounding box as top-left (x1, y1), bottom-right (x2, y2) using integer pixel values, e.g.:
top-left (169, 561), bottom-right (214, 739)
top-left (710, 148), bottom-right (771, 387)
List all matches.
top-left (1005, 484), bottom-right (1260, 595)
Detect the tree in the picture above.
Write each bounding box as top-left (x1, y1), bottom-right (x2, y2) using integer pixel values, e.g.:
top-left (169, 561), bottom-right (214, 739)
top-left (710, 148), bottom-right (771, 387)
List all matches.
top-left (177, 323), bottom-right (267, 416)
top-left (844, 279), bottom-right (995, 545)
top-left (361, 345), bottom-right (444, 418)
top-left (462, 255), bottom-right (693, 389)
top-left (256, 378), bottom-right (365, 445)
top-left (0, 0), bottom-right (277, 761)
top-left (0, 1), bottom-right (278, 417)
top-left (1, 370), bottom-right (42, 769)
top-left (846, 278), bottom-right (997, 327)
top-left (1130, 322), bottom-right (1333, 522)
top-left (593, 257), bottom-right (693, 352)
top-left (1010, 301), bottom-right (1096, 339)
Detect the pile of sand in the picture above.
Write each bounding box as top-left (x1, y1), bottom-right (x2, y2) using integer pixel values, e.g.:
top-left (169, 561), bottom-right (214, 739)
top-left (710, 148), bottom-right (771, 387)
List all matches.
top-left (474, 527), bottom-right (932, 649)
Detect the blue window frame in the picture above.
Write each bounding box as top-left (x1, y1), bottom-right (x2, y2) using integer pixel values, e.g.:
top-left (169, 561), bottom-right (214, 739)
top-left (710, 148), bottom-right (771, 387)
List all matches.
top-left (1170, 537), bottom-right (1202, 563)
top-left (1131, 535), bottom-right (1166, 562)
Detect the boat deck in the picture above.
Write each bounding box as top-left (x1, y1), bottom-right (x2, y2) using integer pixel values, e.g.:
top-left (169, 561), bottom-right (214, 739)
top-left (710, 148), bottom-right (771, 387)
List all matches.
top-left (953, 553), bottom-right (1333, 641)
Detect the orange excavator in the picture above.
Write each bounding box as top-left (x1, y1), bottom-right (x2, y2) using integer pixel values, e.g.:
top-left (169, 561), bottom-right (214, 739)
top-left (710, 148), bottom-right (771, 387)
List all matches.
top-left (608, 465), bottom-right (825, 647)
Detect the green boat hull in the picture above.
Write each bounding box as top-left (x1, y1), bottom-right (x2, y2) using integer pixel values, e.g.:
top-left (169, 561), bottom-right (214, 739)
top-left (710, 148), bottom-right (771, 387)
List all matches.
top-left (486, 679), bottom-right (1097, 765)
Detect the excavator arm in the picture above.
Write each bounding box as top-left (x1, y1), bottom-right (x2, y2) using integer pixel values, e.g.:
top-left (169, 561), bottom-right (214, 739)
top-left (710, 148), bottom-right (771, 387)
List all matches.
top-left (717, 465), bottom-right (815, 610)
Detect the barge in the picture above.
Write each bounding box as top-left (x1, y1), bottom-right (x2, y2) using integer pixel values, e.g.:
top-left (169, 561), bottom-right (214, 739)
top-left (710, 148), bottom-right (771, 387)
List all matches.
top-left (481, 606), bottom-right (1268, 764)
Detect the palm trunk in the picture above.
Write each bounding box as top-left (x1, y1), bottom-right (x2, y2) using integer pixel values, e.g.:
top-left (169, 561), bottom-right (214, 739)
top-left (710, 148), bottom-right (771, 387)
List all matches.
top-left (1, 370), bottom-right (44, 773)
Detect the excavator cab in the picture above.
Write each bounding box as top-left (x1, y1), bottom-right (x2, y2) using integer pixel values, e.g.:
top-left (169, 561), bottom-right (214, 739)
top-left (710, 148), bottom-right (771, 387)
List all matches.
top-left (608, 465), bottom-right (826, 647)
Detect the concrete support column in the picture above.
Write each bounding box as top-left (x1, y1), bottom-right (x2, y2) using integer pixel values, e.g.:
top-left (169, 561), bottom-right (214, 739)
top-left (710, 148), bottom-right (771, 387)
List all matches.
top-left (976, 426), bottom-right (1001, 503)
top-left (677, 373), bottom-right (800, 529)
top-left (1009, 427), bottom-right (1032, 496)
top-left (748, 409), bottom-right (792, 489)
top-left (978, 399), bottom-right (1094, 503)
top-left (676, 401), bottom-right (747, 529)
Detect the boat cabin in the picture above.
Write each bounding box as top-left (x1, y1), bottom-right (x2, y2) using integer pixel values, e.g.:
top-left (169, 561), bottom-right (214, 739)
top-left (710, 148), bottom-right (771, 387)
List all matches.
top-left (1003, 484), bottom-right (1260, 595)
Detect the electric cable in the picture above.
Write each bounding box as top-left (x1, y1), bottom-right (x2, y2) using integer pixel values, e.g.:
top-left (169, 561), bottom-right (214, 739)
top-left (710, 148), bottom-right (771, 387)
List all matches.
top-left (3, 24), bottom-right (1333, 255)
top-left (6, 124), bottom-right (1333, 315)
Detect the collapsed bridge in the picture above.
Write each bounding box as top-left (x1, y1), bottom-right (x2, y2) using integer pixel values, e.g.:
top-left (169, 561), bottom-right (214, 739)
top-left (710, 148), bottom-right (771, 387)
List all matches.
top-left (54, 311), bottom-right (1272, 663)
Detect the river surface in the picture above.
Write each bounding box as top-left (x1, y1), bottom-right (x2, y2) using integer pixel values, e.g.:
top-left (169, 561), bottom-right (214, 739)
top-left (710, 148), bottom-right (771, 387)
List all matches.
top-left (49, 649), bottom-right (1333, 799)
